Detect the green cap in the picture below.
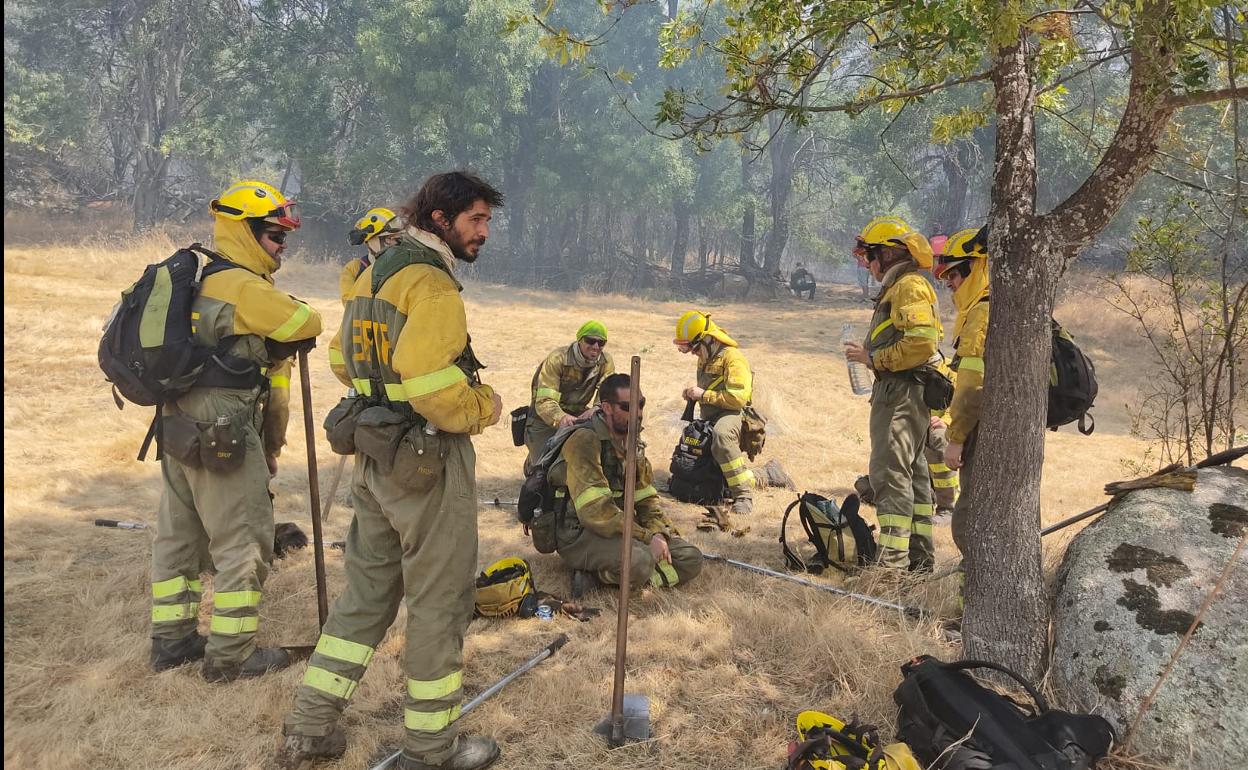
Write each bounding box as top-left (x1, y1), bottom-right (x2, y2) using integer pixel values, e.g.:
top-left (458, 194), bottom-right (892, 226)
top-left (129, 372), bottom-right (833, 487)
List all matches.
top-left (576, 320), bottom-right (608, 341)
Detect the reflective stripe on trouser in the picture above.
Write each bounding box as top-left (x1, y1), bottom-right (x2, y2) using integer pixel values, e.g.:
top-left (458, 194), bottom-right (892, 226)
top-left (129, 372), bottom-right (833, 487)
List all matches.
top-left (868, 375), bottom-right (932, 569)
top-left (150, 575), bottom-right (203, 635)
top-left (925, 423), bottom-right (959, 510)
top-left (151, 390), bottom-right (273, 664)
top-left (709, 412), bottom-right (753, 496)
top-left (283, 434), bottom-right (477, 766)
top-left (556, 528), bottom-right (703, 589)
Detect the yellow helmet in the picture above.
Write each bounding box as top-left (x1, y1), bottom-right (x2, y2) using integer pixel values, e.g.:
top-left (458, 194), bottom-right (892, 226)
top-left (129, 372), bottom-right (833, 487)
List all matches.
top-left (473, 557), bottom-right (535, 618)
top-left (209, 180), bottom-right (300, 229)
top-left (349, 207), bottom-right (400, 246)
top-left (856, 215), bottom-right (933, 269)
top-left (934, 226), bottom-right (988, 278)
top-left (674, 310), bottom-right (738, 347)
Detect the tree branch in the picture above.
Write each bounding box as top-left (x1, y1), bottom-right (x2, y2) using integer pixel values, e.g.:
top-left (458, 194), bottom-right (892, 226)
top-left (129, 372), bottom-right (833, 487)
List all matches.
top-left (1166, 86), bottom-right (1247, 109)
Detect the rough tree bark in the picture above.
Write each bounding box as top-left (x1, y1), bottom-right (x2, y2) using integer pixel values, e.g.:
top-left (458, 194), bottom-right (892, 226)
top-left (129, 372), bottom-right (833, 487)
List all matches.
top-left (960, 0), bottom-right (1187, 681)
top-left (131, 3), bottom-right (191, 232)
top-left (741, 151), bottom-right (756, 270)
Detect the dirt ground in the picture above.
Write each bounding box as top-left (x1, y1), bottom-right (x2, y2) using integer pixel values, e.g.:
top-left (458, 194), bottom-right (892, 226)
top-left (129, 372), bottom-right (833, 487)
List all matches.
top-left (3, 231), bottom-right (1165, 769)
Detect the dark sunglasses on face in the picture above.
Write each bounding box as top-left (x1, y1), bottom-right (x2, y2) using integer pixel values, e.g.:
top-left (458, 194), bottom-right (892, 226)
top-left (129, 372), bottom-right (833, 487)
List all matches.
top-left (582, 337), bottom-right (607, 348)
top-left (263, 229), bottom-right (288, 245)
top-left (608, 397), bottom-right (646, 412)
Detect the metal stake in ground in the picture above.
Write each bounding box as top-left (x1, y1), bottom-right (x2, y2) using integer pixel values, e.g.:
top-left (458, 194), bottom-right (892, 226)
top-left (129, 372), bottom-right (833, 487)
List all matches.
top-left (594, 355), bottom-right (651, 746)
top-left (369, 635), bottom-right (570, 770)
top-left (297, 348), bottom-right (329, 628)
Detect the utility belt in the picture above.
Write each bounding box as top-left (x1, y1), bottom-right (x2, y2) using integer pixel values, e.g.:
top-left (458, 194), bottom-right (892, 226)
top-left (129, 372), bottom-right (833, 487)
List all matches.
top-left (323, 388), bottom-right (450, 491)
top-left (874, 355), bottom-right (953, 411)
top-left (159, 401), bottom-right (259, 474)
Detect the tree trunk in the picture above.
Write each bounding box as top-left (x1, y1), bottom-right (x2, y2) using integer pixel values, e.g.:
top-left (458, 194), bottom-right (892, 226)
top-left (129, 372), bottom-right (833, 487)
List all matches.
top-left (741, 151), bottom-right (756, 270)
top-left (761, 116), bottom-right (797, 275)
top-left (671, 197), bottom-right (690, 286)
top-left (130, 4), bottom-right (187, 233)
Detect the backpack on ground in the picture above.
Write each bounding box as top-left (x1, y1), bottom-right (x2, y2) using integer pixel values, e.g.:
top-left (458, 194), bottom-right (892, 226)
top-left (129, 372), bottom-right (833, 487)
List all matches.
top-left (517, 418), bottom-right (590, 554)
top-left (668, 418), bottom-right (730, 504)
top-left (474, 557), bottom-right (537, 618)
top-left (98, 244), bottom-right (256, 459)
top-left (780, 492), bottom-right (877, 574)
top-left (894, 655), bottom-right (1115, 770)
top-left (1048, 320), bottom-right (1097, 435)
top-left (788, 710), bottom-right (920, 770)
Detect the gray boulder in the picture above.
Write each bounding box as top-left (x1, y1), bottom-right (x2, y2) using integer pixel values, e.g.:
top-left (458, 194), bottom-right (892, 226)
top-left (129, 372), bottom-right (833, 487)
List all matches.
top-left (1051, 465), bottom-right (1248, 769)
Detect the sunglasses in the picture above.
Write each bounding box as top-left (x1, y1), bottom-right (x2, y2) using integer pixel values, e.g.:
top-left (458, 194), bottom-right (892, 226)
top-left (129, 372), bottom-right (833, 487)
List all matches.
top-left (582, 337), bottom-right (607, 348)
top-left (607, 397), bottom-right (646, 412)
top-left (263, 229), bottom-right (289, 245)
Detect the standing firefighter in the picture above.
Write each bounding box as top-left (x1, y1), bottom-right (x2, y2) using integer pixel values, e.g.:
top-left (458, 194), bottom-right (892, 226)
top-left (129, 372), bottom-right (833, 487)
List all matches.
top-left (934, 227), bottom-right (990, 532)
top-left (523, 321), bottom-right (615, 471)
top-left (279, 172), bottom-right (505, 770)
top-left (844, 217), bottom-right (943, 573)
top-left (149, 180), bottom-right (323, 679)
top-left (550, 372), bottom-right (703, 597)
top-left (340, 207), bottom-right (403, 305)
top-left (674, 311), bottom-right (755, 515)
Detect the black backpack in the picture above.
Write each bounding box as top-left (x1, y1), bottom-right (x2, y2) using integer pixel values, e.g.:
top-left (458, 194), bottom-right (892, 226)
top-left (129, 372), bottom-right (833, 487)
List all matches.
top-left (517, 418), bottom-right (591, 553)
top-left (894, 655), bottom-right (1115, 770)
top-left (99, 244), bottom-right (253, 459)
top-left (668, 418), bottom-right (730, 504)
top-left (780, 492), bottom-right (877, 574)
top-left (1048, 320), bottom-right (1097, 435)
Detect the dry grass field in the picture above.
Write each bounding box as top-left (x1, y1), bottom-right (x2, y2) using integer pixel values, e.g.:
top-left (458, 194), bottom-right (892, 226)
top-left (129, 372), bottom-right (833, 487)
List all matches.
top-left (3, 227), bottom-right (1172, 769)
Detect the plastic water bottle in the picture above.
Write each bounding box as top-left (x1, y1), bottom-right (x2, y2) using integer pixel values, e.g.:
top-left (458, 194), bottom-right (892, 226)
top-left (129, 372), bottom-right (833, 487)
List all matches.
top-left (842, 322), bottom-right (873, 396)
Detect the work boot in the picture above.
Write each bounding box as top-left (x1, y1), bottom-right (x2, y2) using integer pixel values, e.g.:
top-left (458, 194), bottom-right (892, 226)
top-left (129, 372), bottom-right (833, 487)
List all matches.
top-left (275, 727), bottom-right (347, 769)
top-left (396, 735), bottom-right (500, 770)
top-left (932, 507), bottom-right (953, 524)
top-left (150, 633), bottom-right (207, 672)
top-left (571, 569), bottom-right (600, 600)
top-left (202, 646), bottom-right (291, 683)
top-left (730, 496), bottom-right (753, 516)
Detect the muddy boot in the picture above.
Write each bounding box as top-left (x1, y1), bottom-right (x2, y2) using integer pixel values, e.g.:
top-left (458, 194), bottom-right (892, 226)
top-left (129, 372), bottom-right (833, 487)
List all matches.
top-left (396, 736), bottom-right (500, 770)
top-left (570, 569), bottom-right (600, 600)
top-left (202, 646), bottom-right (291, 683)
top-left (730, 495), bottom-right (753, 516)
top-left (275, 727), bottom-right (347, 769)
top-left (150, 633), bottom-right (208, 672)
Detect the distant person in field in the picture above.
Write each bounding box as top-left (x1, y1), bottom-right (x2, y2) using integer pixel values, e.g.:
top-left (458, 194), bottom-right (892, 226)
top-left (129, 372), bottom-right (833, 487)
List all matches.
top-left (339, 207), bottom-right (403, 305)
top-left (149, 181), bottom-right (322, 680)
top-left (674, 310), bottom-right (756, 515)
top-left (522, 320), bottom-right (615, 473)
top-left (789, 261), bottom-right (817, 300)
top-left (279, 172), bottom-right (505, 770)
top-left (548, 373), bottom-right (703, 597)
top-left (843, 216), bottom-right (942, 574)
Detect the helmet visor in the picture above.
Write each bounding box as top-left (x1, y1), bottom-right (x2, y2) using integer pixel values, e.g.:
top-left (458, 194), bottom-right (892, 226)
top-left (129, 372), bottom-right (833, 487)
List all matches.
top-left (266, 201), bottom-right (300, 230)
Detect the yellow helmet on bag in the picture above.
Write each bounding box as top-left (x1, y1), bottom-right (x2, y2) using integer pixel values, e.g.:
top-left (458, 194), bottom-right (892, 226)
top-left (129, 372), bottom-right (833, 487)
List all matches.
top-left (856, 216), bottom-right (933, 269)
top-left (793, 711), bottom-right (921, 770)
top-left (210, 180), bottom-right (300, 229)
top-left (473, 557), bottom-right (535, 618)
top-left (349, 207), bottom-right (400, 246)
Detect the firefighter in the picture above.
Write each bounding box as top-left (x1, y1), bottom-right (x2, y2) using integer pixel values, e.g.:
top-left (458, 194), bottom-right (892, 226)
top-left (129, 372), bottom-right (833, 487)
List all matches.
top-left (843, 217), bottom-right (942, 573)
top-left (934, 227), bottom-right (990, 522)
top-left (523, 321), bottom-right (615, 471)
top-left (549, 372), bottom-right (703, 597)
top-left (278, 172), bottom-right (505, 770)
top-left (340, 207), bottom-right (402, 305)
top-left (149, 180), bottom-right (323, 680)
top-left (674, 311), bottom-right (755, 514)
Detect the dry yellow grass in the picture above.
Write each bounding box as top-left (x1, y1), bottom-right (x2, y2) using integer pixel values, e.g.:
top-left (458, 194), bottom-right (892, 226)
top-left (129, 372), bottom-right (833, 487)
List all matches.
top-left (4, 230), bottom-right (1164, 769)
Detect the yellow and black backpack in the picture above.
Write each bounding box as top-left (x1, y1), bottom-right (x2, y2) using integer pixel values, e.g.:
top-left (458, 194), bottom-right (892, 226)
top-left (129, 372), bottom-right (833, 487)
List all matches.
top-left (474, 557), bottom-right (536, 618)
top-left (780, 493), bottom-right (877, 574)
top-left (788, 711), bottom-right (920, 770)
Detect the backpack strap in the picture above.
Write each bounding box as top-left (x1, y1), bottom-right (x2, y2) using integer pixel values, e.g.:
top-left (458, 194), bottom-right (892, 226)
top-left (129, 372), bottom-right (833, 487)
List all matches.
top-left (1077, 412), bottom-right (1095, 435)
top-left (371, 239), bottom-right (460, 294)
top-left (780, 497), bottom-right (805, 571)
top-left (942, 659), bottom-right (1049, 714)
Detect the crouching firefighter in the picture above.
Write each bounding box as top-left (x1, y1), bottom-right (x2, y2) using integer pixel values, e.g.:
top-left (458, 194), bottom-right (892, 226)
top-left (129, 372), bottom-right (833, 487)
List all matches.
top-left (149, 180), bottom-right (323, 680)
top-left (522, 320), bottom-right (614, 472)
top-left (527, 373), bottom-right (703, 598)
top-left (674, 311), bottom-right (756, 515)
top-left (843, 216), bottom-right (944, 574)
top-left (278, 172), bottom-right (505, 770)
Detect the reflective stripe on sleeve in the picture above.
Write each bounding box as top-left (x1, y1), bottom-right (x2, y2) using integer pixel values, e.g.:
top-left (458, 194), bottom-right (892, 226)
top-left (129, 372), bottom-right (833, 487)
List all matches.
top-left (575, 486), bottom-right (613, 509)
top-left (270, 302), bottom-right (314, 342)
top-left (328, 348), bottom-right (345, 365)
top-left (405, 705), bottom-right (461, 732)
top-left (401, 365), bottom-right (466, 399)
top-left (351, 378), bottom-right (373, 396)
top-left (903, 326), bottom-right (939, 340)
top-left (407, 671), bottom-right (463, 700)
top-left (315, 635), bottom-right (375, 666)
top-left (269, 375), bottom-right (290, 389)
top-left (959, 356), bottom-right (985, 373)
top-left (534, 387), bottom-right (561, 401)
top-left (929, 462), bottom-right (952, 473)
top-left (650, 561), bottom-right (680, 588)
top-left (303, 665), bottom-right (359, 700)
top-left (870, 318), bottom-right (894, 341)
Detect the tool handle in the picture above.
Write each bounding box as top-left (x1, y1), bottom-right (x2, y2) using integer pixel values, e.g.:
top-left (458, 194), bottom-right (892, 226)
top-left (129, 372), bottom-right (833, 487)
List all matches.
top-left (94, 518), bottom-right (147, 529)
top-left (298, 349), bottom-right (329, 629)
top-left (611, 357), bottom-right (643, 729)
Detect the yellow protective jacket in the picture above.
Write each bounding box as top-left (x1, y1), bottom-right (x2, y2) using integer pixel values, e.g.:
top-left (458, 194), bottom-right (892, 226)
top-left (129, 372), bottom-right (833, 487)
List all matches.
top-left (529, 345), bottom-right (615, 427)
top-left (697, 344), bottom-right (752, 421)
top-left (338, 256), bottom-right (370, 306)
top-left (550, 412), bottom-right (674, 544)
top-left (328, 229), bottom-right (497, 435)
top-left (865, 264), bottom-right (942, 373)
top-left (188, 218), bottom-right (323, 456)
top-left (947, 299), bottom-right (989, 444)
